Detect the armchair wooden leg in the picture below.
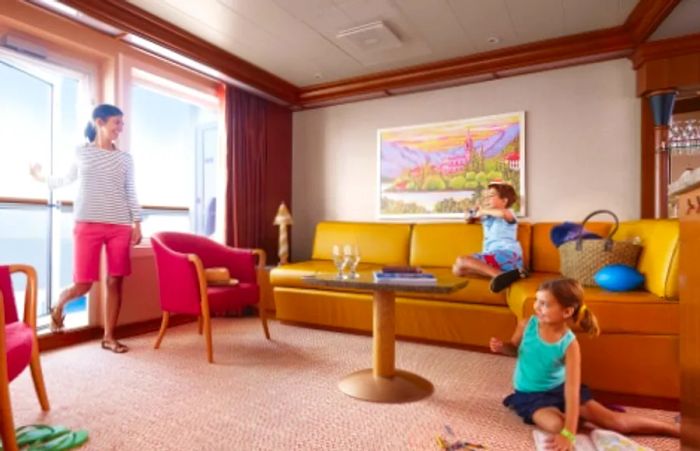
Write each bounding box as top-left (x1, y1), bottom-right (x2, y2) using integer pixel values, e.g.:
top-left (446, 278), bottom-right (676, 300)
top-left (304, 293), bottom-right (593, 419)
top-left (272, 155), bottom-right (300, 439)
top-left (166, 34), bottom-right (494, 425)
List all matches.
top-left (202, 311), bottom-right (213, 364)
top-left (198, 316), bottom-right (203, 335)
top-left (29, 339), bottom-right (49, 411)
top-left (0, 380), bottom-right (18, 451)
top-left (259, 305), bottom-right (270, 340)
top-left (154, 312), bottom-right (170, 349)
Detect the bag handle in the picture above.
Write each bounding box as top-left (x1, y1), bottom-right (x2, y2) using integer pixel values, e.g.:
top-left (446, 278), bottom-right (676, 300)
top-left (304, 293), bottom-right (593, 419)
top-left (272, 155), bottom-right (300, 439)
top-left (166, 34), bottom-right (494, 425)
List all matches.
top-left (575, 209), bottom-right (619, 251)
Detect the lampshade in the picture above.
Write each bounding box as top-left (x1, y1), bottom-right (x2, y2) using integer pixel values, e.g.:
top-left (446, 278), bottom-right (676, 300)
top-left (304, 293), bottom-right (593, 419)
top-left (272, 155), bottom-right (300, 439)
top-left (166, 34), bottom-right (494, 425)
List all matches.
top-left (273, 202), bottom-right (293, 225)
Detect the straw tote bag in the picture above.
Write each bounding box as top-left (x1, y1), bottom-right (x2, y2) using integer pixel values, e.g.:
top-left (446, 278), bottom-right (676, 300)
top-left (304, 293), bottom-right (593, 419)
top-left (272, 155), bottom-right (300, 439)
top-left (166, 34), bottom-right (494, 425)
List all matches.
top-left (558, 210), bottom-right (642, 286)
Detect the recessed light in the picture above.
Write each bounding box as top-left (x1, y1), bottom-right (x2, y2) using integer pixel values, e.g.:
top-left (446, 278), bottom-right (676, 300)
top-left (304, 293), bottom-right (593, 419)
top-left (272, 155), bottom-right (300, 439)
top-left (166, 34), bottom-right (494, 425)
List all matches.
top-left (313, 73), bottom-right (323, 80)
top-left (487, 36), bottom-right (501, 44)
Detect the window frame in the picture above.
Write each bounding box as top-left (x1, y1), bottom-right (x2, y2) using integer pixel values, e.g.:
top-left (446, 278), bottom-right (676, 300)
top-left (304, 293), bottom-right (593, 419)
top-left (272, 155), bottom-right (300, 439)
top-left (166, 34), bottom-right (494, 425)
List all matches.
top-left (120, 55), bottom-right (226, 242)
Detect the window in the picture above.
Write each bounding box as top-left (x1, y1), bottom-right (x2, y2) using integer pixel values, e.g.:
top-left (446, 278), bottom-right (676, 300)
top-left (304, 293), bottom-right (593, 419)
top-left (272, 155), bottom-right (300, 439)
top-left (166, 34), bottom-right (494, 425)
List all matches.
top-left (128, 69), bottom-right (222, 239)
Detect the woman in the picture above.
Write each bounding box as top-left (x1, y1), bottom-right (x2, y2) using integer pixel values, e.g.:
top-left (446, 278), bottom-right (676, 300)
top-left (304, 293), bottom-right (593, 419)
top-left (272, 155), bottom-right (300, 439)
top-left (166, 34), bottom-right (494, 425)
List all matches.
top-left (31, 104), bottom-right (141, 353)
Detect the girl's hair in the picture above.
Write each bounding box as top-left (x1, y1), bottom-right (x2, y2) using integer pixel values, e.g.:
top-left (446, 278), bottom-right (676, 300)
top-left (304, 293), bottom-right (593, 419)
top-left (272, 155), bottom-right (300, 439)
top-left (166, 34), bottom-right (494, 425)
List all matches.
top-left (538, 278), bottom-right (600, 336)
top-left (84, 104), bottom-right (123, 142)
top-left (487, 182), bottom-right (517, 207)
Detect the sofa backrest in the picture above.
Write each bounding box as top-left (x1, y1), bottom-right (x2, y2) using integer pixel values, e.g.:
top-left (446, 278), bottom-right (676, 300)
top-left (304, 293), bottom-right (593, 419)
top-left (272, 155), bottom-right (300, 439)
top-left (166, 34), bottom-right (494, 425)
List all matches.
top-left (531, 220), bottom-right (679, 299)
top-left (531, 222), bottom-right (612, 273)
top-left (614, 220), bottom-right (679, 299)
top-left (409, 222), bottom-right (532, 269)
top-left (311, 221), bottom-right (412, 265)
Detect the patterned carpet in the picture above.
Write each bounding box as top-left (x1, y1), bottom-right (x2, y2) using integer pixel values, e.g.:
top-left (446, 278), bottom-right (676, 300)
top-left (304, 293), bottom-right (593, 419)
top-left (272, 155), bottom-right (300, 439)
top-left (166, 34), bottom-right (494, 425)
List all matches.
top-left (10, 319), bottom-right (679, 450)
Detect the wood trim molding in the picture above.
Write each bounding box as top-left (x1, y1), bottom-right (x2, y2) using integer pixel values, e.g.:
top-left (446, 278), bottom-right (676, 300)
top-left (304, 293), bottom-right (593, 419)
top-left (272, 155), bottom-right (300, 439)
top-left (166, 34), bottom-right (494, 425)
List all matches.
top-left (298, 28), bottom-right (634, 107)
top-left (632, 32), bottom-right (700, 69)
top-left (623, 0), bottom-right (681, 45)
top-left (58, 0), bottom-right (298, 105)
top-left (38, 314), bottom-right (196, 352)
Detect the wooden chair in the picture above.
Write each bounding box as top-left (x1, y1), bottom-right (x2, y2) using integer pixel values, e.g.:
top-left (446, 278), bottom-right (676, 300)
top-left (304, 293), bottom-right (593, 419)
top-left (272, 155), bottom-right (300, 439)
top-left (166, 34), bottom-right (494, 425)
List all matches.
top-left (151, 232), bottom-right (270, 363)
top-left (0, 265), bottom-right (50, 451)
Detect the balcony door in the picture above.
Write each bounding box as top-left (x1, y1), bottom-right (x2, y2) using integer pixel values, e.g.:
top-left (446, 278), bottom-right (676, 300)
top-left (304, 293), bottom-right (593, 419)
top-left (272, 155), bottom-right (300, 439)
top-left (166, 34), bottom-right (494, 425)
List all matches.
top-left (0, 50), bottom-right (90, 323)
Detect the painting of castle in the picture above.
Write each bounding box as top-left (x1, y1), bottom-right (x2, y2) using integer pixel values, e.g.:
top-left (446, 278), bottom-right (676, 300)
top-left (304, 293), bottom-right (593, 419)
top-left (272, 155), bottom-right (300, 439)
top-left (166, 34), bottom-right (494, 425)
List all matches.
top-left (378, 112), bottom-right (525, 219)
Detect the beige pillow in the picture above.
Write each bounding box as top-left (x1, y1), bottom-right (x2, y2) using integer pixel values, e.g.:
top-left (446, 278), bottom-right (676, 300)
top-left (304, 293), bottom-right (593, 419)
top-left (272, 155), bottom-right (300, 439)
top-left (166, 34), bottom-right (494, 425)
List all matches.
top-left (204, 267), bottom-right (236, 285)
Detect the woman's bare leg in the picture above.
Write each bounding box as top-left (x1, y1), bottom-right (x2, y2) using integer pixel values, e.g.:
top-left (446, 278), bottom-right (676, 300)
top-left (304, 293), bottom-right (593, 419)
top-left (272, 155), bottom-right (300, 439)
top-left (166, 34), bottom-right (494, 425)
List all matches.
top-left (103, 276), bottom-right (125, 347)
top-left (51, 282), bottom-right (92, 329)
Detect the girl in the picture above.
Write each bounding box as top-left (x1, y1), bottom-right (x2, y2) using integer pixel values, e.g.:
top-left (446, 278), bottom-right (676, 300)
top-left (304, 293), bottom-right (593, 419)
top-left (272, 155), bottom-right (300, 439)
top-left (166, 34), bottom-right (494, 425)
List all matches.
top-left (30, 104), bottom-right (141, 354)
top-left (452, 181), bottom-right (526, 292)
top-left (490, 278), bottom-right (679, 450)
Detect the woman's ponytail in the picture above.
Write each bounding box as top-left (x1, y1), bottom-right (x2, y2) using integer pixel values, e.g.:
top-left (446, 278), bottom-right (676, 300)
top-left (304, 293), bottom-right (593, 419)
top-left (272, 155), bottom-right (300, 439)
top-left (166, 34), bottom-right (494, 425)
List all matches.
top-left (85, 104), bottom-right (123, 143)
top-left (84, 121), bottom-right (97, 142)
top-left (576, 304), bottom-right (600, 337)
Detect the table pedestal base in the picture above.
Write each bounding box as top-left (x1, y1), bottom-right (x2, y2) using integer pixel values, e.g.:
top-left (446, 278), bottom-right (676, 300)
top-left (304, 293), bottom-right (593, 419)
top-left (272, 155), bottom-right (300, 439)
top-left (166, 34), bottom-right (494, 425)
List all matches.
top-left (338, 369), bottom-right (433, 403)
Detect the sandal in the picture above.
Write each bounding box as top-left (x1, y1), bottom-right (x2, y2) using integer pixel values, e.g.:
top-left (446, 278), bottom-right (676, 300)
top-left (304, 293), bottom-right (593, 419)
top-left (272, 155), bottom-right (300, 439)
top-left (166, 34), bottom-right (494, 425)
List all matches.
top-left (14, 424), bottom-right (69, 448)
top-left (101, 339), bottom-right (128, 354)
top-left (29, 429), bottom-right (88, 451)
top-left (50, 308), bottom-right (65, 333)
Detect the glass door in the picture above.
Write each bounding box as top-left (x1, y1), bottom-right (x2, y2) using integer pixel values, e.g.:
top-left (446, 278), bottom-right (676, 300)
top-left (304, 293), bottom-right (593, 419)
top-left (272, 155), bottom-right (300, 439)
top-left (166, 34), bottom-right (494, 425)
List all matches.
top-left (0, 51), bottom-right (89, 324)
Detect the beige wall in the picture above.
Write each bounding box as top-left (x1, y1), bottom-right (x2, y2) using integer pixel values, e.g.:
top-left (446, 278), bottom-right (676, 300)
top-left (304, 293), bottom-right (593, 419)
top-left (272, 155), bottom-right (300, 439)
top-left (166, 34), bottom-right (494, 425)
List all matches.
top-left (292, 59), bottom-right (641, 260)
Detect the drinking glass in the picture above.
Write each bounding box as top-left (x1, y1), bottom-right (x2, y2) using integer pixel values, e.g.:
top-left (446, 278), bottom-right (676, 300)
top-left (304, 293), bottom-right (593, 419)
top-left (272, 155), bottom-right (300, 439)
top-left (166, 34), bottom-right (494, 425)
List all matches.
top-left (345, 244), bottom-right (361, 278)
top-left (332, 244), bottom-right (346, 279)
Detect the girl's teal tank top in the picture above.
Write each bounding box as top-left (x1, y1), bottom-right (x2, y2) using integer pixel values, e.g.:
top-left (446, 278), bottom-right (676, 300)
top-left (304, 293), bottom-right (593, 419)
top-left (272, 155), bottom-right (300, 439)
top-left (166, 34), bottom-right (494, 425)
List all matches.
top-left (513, 316), bottom-right (575, 392)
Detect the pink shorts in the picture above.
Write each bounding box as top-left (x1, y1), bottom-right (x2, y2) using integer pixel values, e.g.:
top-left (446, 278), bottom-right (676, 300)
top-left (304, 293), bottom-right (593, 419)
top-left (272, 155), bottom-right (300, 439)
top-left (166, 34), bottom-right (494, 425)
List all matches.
top-left (74, 222), bottom-right (133, 283)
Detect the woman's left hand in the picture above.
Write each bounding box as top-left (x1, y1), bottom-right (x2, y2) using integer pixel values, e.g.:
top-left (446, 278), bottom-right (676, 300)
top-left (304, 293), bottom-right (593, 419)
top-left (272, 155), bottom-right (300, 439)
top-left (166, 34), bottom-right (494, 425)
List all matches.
top-left (131, 223), bottom-right (142, 246)
top-left (546, 434), bottom-right (573, 451)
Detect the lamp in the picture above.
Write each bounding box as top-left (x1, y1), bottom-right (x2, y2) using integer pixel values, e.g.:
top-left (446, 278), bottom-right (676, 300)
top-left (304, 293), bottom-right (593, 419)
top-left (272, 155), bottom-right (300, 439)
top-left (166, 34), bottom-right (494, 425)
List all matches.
top-left (273, 202), bottom-right (293, 265)
top-left (648, 90), bottom-right (678, 218)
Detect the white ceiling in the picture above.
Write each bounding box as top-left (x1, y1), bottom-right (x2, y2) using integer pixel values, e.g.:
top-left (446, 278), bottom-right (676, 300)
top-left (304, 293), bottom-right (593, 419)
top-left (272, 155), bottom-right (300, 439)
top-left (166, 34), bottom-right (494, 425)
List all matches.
top-left (651, 0), bottom-right (700, 41)
top-left (126, 0), bottom-right (647, 87)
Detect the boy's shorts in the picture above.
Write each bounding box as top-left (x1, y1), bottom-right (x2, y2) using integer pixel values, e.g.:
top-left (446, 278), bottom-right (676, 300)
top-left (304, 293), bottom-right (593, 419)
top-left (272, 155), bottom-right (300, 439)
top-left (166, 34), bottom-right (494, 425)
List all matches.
top-left (74, 222), bottom-right (133, 283)
top-left (473, 250), bottom-right (522, 272)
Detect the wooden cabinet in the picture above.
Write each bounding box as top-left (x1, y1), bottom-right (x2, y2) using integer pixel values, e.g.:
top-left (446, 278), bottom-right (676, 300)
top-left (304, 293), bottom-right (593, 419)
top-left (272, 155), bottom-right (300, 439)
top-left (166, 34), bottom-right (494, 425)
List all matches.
top-left (678, 185), bottom-right (700, 449)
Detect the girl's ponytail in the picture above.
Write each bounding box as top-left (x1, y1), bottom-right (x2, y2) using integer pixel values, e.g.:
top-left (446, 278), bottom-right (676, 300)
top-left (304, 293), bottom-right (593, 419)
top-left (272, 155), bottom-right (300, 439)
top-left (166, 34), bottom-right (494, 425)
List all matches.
top-left (576, 304), bottom-right (600, 337)
top-left (84, 121), bottom-right (96, 142)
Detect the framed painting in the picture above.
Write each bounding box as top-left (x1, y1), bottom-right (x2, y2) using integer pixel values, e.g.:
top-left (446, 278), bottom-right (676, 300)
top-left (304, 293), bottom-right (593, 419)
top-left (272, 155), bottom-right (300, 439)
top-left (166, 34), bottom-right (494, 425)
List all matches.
top-left (377, 111), bottom-right (525, 219)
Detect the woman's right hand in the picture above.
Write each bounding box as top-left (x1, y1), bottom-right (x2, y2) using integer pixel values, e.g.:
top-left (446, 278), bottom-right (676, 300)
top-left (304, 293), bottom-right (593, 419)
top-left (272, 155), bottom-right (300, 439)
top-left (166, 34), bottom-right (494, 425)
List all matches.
top-left (489, 337), bottom-right (503, 354)
top-left (29, 163), bottom-right (45, 182)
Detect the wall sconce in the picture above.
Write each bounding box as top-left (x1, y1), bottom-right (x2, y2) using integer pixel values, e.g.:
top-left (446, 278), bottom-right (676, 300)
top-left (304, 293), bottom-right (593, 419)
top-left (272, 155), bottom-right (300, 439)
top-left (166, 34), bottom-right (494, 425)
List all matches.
top-left (273, 202), bottom-right (293, 265)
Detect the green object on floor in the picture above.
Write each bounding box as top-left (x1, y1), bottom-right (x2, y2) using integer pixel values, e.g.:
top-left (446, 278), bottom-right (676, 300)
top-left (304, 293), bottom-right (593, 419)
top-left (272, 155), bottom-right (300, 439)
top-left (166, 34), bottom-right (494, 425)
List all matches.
top-left (28, 430), bottom-right (88, 451)
top-left (12, 425), bottom-right (69, 448)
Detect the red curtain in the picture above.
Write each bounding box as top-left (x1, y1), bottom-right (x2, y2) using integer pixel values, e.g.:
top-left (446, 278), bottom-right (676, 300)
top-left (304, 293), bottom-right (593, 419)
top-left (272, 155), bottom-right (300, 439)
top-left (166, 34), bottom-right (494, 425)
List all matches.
top-left (225, 86), bottom-right (292, 262)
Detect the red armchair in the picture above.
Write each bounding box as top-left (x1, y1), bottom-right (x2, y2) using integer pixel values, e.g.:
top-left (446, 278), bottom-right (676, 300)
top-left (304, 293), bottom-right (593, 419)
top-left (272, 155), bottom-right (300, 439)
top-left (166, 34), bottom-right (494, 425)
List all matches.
top-left (151, 232), bottom-right (270, 363)
top-left (0, 265), bottom-right (50, 451)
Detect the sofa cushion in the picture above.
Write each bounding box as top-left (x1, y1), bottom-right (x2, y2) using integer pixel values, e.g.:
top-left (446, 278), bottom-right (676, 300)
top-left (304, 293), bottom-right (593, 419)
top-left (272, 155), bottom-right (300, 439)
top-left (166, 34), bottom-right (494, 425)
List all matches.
top-left (311, 222), bottom-right (411, 265)
top-left (531, 222), bottom-right (612, 273)
top-left (507, 273), bottom-right (678, 335)
top-left (409, 222), bottom-right (532, 270)
top-left (613, 220), bottom-right (678, 299)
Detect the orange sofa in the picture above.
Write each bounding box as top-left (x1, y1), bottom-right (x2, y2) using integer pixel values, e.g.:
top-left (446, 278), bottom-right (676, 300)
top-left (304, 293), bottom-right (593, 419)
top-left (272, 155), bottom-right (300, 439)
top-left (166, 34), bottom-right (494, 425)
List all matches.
top-left (270, 220), bottom-right (679, 399)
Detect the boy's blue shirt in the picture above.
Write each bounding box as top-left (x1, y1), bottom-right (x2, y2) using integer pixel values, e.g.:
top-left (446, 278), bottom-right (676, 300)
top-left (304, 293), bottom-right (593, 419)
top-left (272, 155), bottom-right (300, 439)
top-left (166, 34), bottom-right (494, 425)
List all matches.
top-left (481, 210), bottom-right (522, 256)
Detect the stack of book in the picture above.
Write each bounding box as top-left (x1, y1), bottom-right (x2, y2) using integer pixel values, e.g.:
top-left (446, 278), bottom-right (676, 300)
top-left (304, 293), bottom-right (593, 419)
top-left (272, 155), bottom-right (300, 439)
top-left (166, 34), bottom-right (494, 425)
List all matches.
top-left (373, 266), bottom-right (437, 285)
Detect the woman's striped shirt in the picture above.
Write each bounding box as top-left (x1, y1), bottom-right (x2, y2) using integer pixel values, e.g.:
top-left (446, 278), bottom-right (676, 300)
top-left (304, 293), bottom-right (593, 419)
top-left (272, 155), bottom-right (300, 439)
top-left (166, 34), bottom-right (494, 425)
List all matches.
top-left (47, 145), bottom-right (141, 225)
